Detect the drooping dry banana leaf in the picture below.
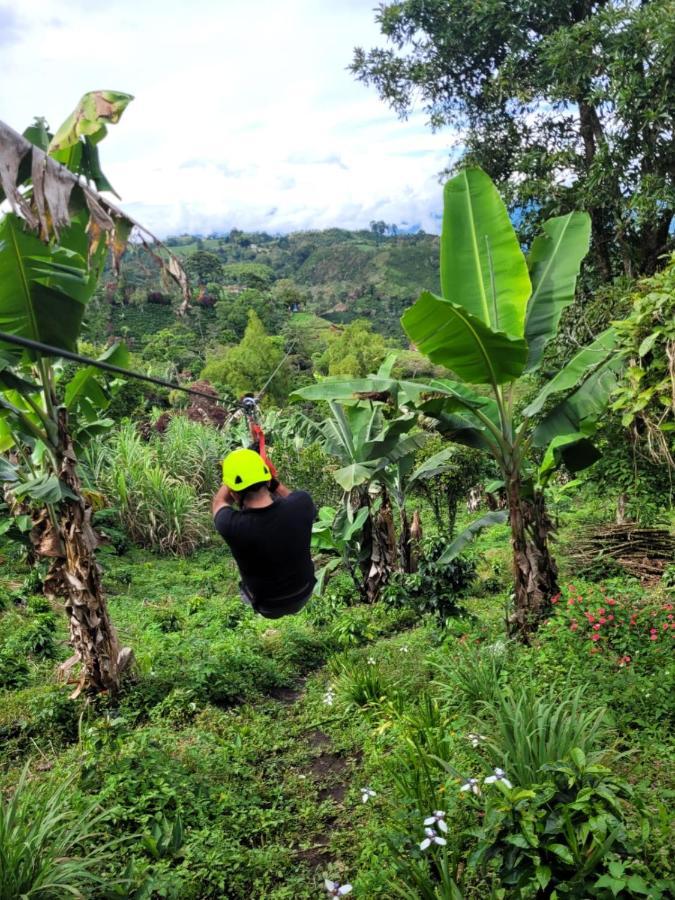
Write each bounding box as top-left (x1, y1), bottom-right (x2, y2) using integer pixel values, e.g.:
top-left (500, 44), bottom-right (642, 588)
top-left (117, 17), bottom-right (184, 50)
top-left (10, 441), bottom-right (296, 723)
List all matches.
top-left (0, 117), bottom-right (191, 313)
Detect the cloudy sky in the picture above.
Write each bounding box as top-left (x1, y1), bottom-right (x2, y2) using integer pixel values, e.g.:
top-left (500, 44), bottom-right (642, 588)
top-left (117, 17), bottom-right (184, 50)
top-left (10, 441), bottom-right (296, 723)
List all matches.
top-left (1, 0), bottom-right (457, 237)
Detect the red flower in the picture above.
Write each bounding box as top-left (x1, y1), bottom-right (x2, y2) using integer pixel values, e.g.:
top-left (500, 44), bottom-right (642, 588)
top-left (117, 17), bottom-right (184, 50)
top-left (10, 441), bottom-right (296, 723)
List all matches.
top-left (650, 634), bottom-right (658, 641)
top-left (587, 614), bottom-right (596, 623)
top-left (598, 608), bottom-right (606, 616)
top-left (607, 598), bottom-right (616, 606)
top-left (593, 623), bottom-right (601, 631)
top-left (570, 622), bottom-right (578, 632)
top-left (663, 623), bottom-right (669, 631)
top-left (551, 594), bottom-right (561, 604)
top-left (568, 599), bottom-right (575, 606)
top-left (591, 633), bottom-right (601, 642)
top-left (607, 615), bottom-right (614, 622)
top-left (599, 617), bottom-right (607, 625)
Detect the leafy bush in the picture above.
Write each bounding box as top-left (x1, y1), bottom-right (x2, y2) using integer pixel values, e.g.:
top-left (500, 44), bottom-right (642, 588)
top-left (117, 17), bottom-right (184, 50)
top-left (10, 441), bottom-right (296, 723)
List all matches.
top-left (0, 765), bottom-right (125, 898)
top-left (383, 538), bottom-right (476, 623)
top-left (549, 582), bottom-right (674, 668)
top-left (269, 439), bottom-right (341, 509)
top-left (466, 749), bottom-right (666, 897)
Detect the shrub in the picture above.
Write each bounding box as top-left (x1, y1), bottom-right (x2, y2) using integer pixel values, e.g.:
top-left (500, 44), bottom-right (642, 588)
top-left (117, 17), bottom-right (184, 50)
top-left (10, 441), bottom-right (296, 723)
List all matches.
top-left (268, 439), bottom-right (341, 509)
top-left (0, 765), bottom-right (125, 897)
top-left (383, 538), bottom-right (476, 623)
top-left (466, 749), bottom-right (666, 897)
top-left (550, 582), bottom-right (674, 669)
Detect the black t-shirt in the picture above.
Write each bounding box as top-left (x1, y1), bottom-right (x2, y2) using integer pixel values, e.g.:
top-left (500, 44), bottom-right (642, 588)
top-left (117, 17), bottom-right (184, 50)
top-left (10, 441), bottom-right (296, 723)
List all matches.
top-left (214, 491), bottom-right (316, 603)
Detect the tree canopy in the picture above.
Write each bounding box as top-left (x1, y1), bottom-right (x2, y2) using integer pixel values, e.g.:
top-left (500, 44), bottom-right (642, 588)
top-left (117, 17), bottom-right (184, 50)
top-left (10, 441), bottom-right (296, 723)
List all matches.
top-left (201, 310), bottom-right (289, 402)
top-left (352, 0), bottom-right (674, 280)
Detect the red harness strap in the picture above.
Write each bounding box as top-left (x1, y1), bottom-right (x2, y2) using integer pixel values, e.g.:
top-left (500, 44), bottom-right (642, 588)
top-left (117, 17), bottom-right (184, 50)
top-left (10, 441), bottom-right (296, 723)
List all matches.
top-left (249, 421), bottom-right (278, 478)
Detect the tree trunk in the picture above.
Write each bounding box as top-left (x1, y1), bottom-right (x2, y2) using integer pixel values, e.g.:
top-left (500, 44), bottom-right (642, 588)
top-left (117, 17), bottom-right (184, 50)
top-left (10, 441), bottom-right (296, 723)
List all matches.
top-left (43, 409), bottom-right (132, 697)
top-left (578, 100), bottom-right (615, 281)
top-left (361, 488), bottom-right (396, 602)
top-left (506, 475), bottom-right (559, 641)
top-left (616, 492), bottom-right (629, 525)
top-left (399, 506), bottom-right (412, 573)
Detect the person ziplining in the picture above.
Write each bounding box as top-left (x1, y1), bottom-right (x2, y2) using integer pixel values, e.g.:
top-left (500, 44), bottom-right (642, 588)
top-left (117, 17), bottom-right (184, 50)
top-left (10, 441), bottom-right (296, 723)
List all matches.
top-left (212, 449), bottom-right (317, 618)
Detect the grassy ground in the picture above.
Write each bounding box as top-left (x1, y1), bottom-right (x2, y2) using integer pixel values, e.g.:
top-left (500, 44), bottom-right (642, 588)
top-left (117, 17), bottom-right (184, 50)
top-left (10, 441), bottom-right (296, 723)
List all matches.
top-left (0, 498), bottom-right (673, 897)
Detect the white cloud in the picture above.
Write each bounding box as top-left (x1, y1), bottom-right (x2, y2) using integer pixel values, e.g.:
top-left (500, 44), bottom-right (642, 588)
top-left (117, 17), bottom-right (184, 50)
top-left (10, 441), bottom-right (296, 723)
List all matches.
top-left (2, 0), bottom-right (457, 236)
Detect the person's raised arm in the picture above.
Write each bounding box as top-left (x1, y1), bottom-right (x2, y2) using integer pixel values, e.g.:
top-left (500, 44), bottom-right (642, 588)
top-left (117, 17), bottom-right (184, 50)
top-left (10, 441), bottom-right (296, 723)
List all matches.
top-left (270, 479), bottom-right (291, 498)
top-left (212, 484), bottom-right (235, 517)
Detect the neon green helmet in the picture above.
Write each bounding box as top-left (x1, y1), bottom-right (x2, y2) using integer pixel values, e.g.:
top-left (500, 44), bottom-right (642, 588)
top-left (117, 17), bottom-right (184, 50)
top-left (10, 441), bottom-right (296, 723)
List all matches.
top-left (221, 448), bottom-right (271, 491)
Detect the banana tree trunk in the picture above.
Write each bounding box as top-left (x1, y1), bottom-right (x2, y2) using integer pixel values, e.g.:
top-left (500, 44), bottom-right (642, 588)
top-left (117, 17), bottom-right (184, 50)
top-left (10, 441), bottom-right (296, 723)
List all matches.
top-left (358, 488), bottom-right (396, 602)
top-left (506, 474), bottom-right (559, 641)
top-left (44, 409), bottom-right (131, 696)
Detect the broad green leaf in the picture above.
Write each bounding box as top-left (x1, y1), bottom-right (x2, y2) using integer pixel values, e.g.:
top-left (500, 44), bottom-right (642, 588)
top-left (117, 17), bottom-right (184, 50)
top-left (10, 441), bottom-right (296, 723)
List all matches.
top-left (49, 91), bottom-right (134, 152)
top-left (546, 843), bottom-right (574, 865)
top-left (570, 747), bottom-right (586, 768)
top-left (535, 865), bottom-right (552, 890)
top-left (0, 214), bottom-right (90, 353)
top-left (523, 329), bottom-right (619, 419)
top-left (402, 291), bottom-right (528, 385)
top-left (441, 168), bottom-right (531, 337)
top-left (333, 461), bottom-right (380, 491)
top-left (533, 356), bottom-right (624, 448)
top-left (0, 456), bottom-right (18, 481)
top-left (438, 510), bottom-right (509, 563)
top-left (409, 447), bottom-right (455, 484)
top-left (539, 434), bottom-right (601, 482)
top-left (13, 474), bottom-right (77, 503)
top-left (525, 212), bottom-right (591, 371)
top-left (65, 367), bottom-right (108, 412)
top-left (97, 341), bottom-right (130, 368)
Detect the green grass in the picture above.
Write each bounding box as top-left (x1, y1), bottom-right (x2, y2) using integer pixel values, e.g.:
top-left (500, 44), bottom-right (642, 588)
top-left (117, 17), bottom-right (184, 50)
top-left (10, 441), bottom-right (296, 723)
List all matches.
top-left (0, 508), bottom-right (673, 897)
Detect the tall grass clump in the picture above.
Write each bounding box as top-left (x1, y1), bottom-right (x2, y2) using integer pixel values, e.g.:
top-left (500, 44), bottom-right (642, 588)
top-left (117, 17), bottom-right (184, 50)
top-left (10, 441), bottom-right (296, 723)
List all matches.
top-left (86, 422), bottom-right (215, 554)
top-left (432, 640), bottom-right (510, 709)
top-left (0, 765), bottom-right (124, 898)
top-left (476, 683), bottom-right (610, 787)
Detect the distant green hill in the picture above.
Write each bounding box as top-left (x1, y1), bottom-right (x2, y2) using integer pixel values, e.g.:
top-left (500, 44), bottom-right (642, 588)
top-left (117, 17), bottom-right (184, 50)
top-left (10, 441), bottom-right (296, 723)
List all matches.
top-left (90, 228), bottom-right (440, 349)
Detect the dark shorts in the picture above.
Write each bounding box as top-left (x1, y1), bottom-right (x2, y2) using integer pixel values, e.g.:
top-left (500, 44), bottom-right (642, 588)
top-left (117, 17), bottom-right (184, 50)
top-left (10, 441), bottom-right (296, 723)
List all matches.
top-left (239, 582), bottom-right (314, 619)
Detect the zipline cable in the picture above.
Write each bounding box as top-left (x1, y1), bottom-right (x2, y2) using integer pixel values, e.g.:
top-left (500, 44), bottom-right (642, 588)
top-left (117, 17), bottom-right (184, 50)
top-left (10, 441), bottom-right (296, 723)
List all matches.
top-left (0, 331), bottom-right (231, 407)
top-left (0, 331), bottom-right (298, 408)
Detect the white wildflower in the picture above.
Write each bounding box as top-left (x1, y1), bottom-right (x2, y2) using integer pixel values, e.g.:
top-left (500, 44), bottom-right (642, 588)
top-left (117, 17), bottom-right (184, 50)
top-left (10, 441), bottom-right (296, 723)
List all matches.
top-left (420, 826), bottom-right (447, 850)
top-left (459, 778), bottom-right (480, 795)
top-left (423, 810), bottom-right (448, 833)
top-left (367, 657), bottom-right (376, 665)
top-left (399, 645), bottom-right (409, 654)
top-left (360, 787), bottom-right (376, 803)
top-left (323, 689), bottom-right (335, 706)
top-left (325, 879), bottom-right (353, 896)
top-left (484, 767), bottom-right (513, 788)
top-left (467, 732), bottom-right (486, 748)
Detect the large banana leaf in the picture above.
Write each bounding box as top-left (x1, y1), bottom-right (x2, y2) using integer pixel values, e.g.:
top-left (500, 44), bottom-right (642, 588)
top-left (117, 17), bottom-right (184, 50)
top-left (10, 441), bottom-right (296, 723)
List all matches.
top-left (408, 446), bottom-right (455, 485)
top-left (441, 168), bottom-right (531, 338)
top-left (525, 212), bottom-right (591, 371)
top-left (533, 356), bottom-right (624, 447)
top-left (401, 291), bottom-right (528, 385)
top-left (438, 510), bottom-right (510, 563)
top-left (523, 329), bottom-right (619, 419)
top-left (539, 433), bottom-right (601, 483)
top-left (0, 213), bottom-right (90, 352)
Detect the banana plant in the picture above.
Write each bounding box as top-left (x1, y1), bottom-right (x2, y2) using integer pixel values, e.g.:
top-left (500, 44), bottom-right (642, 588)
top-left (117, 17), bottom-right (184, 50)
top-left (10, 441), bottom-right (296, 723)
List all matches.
top-left (402, 168), bottom-right (623, 637)
top-left (294, 393), bottom-right (427, 599)
top-left (298, 170), bottom-right (623, 637)
top-left (0, 95), bottom-right (187, 694)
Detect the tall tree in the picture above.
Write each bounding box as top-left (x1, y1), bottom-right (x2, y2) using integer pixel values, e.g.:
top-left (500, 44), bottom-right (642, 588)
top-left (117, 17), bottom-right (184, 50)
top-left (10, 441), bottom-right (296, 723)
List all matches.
top-left (352, 0), bottom-right (674, 279)
top-left (201, 311), bottom-right (289, 402)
